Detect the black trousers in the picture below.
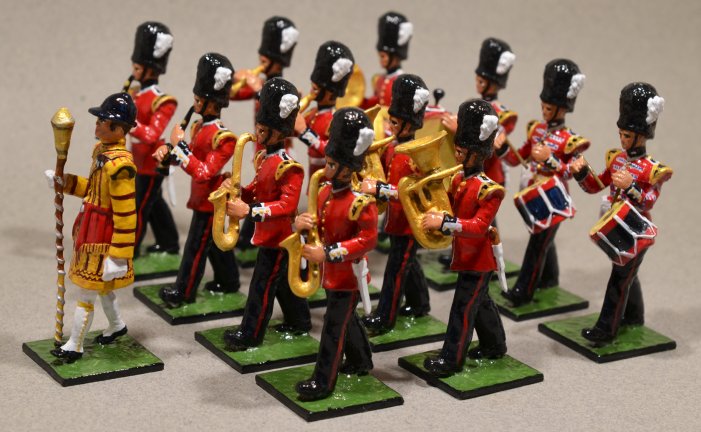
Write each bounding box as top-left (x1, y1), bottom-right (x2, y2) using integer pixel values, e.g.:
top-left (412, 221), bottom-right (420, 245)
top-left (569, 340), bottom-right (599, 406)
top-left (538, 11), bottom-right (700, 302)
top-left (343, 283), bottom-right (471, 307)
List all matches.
top-left (237, 247), bottom-right (311, 344)
top-left (594, 249), bottom-right (647, 336)
top-left (312, 290), bottom-right (373, 391)
top-left (440, 271), bottom-right (506, 368)
top-left (135, 174), bottom-right (179, 253)
top-left (374, 235), bottom-right (430, 325)
top-left (236, 214), bottom-right (255, 250)
top-left (513, 224), bottom-right (560, 299)
top-left (173, 210), bottom-right (239, 302)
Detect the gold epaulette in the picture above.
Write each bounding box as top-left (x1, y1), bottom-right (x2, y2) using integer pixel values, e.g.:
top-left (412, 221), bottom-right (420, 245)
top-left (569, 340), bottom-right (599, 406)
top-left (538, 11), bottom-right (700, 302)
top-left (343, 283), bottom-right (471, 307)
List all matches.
top-left (565, 135), bottom-right (591, 155)
top-left (477, 174), bottom-right (505, 201)
top-left (498, 110), bottom-right (518, 128)
top-left (213, 129), bottom-right (237, 150)
top-left (275, 159), bottom-right (303, 181)
top-left (151, 94), bottom-right (177, 112)
top-left (526, 120), bottom-right (539, 139)
top-left (449, 170), bottom-right (463, 190)
top-left (348, 194), bottom-right (375, 221)
top-left (253, 150), bottom-right (266, 171)
top-left (605, 148), bottom-right (622, 169)
top-left (648, 158), bottom-right (673, 185)
top-left (190, 119), bottom-right (202, 140)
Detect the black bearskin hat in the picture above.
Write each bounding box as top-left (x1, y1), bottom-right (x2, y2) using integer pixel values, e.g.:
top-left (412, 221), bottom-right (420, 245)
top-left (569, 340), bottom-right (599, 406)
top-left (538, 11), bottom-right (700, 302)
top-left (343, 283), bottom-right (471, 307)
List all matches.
top-left (454, 99), bottom-right (499, 161)
top-left (255, 77), bottom-right (300, 137)
top-left (617, 82), bottom-right (664, 139)
top-left (376, 11), bottom-right (412, 60)
top-left (258, 16), bottom-right (299, 67)
top-left (310, 41), bottom-right (355, 98)
top-left (474, 37), bottom-right (514, 89)
top-left (540, 59), bottom-right (585, 112)
top-left (326, 107), bottom-right (375, 172)
top-left (388, 74), bottom-right (429, 129)
top-left (193, 53), bottom-right (234, 108)
top-left (131, 21), bottom-right (173, 74)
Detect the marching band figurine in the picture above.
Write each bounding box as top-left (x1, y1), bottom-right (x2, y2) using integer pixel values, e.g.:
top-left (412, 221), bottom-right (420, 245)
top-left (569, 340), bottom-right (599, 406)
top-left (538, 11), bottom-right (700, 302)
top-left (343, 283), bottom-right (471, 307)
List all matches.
top-left (153, 53), bottom-right (240, 307)
top-left (421, 99), bottom-right (507, 376)
top-left (569, 83), bottom-right (671, 345)
top-left (45, 93), bottom-right (138, 362)
top-left (222, 78), bottom-right (311, 351)
top-left (297, 41), bottom-right (355, 179)
top-left (361, 74), bottom-right (432, 334)
top-left (362, 11), bottom-right (413, 108)
top-left (294, 107), bottom-right (377, 401)
top-left (128, 22), bottom-right (180, 257)
top-left (499, 59), bottom-right (590, 306)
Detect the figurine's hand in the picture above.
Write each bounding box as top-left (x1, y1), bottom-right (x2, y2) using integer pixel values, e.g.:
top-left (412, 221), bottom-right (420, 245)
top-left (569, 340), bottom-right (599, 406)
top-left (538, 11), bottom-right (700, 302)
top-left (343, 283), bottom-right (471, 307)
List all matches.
top-left (246, 74), bottom-right (264, 93)
top-left (294, 112), bottom-right (307, 136)
top-left (441, 113), bottom-right (458, 133)
top-left (221, 177), bottom-right (233, 190)
top-left (44, 169), bottom-right (56, 189)
top-left (422, 211), bottom-right (445, 231)
top-left (226, 199), bottom-right (249, 219)
top-left (153, 145), bottom-right (170, 162)
top-left (360, 178), bottom-right (377, 195)
top-left (170, 127), bottom-right (185, 147)
top-left (493, 130), bottom-right (507, 150)
top-left (171, 142), bottom-right (191, 166)
top-left (301, 244), bottom-right (325, 263)
top-left (294, 212), bottom-right (315, 232)
top-left (612, 169), bottom-right (634, 189)
top-left (102, 256), bottom-right (128, 281)
top-left (531, 143), bottom-right (552, 162)
top-left (569, 155), bottom-right (588, 175)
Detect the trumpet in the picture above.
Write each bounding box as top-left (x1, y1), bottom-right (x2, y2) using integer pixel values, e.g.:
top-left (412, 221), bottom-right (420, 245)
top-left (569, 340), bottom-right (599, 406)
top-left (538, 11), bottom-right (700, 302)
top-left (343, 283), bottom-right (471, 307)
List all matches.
top-left (298, 92), bottom-right (315, 114)
top-left (396, 131), bottom-right (462, 249)
top-left (209, 133), bottom-right (255, 251)
top-left (279, 169), bottom-right (326, 298)
top-left (229, 64), bottom-right (266, 99)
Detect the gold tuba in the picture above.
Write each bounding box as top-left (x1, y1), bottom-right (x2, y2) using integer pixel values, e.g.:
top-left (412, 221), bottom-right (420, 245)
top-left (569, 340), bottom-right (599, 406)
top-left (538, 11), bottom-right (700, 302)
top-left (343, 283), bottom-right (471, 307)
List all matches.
top-left (396, 131), bottom-right (462, 249)
top-left (208, 133), bottom-right (255, 251)
top-left (279, 168), bottom-right (326, 298)
top-left (229, 64), bottom-right (265, 99)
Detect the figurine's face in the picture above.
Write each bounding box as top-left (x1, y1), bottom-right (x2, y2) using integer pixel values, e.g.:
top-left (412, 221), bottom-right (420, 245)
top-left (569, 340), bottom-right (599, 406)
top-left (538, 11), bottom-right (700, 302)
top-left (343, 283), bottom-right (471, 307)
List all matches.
top-left (310, 82), bottom-right (321, 100)
top-left (132, 63), bottom-right (144, 81)
top-left (475, 75), bottom-right (489, 96)
top-left (324, 156), bottom-right (352, 182)
top-left (455, 146), bottom-right (468, 164)
top-left (388, 115), bottom-right (413, 138)
top-left (378, 51), bottom-right (390, 69)
top-left (94, 118), bottom-right (125, 143)
top-left (619, 129), bottom-right (643, 150)
top-left (193, 95), bottom-right (205, 114)
top-left (255, 123), bottom-right (283, 146)
top-left (541, 102), bottom-right (564, 122)
top-left (260, 55), bottom-right (282, 77)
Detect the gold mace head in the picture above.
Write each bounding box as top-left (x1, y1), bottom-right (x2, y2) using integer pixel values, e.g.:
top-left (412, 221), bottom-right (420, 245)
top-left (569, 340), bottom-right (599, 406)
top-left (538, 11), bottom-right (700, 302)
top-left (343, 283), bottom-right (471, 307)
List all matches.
top-left (51, 107), bottom-right (75, 160)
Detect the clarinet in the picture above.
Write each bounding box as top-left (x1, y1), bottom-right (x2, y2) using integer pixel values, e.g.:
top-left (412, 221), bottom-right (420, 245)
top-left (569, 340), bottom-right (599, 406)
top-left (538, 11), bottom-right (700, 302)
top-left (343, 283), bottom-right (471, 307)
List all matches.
top-left (156, 105), bottom-right (195, 176)
top-left (122, 75), bottom-right (135, 93)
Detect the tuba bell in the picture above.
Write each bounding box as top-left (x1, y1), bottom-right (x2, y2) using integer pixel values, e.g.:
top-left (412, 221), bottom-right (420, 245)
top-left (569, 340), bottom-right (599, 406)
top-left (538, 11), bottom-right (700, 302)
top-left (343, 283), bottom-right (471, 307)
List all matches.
top-left (208, 133), bottom-right (255, 251)
top-left (279, 168), bottom-right (326, 298)
top-left (396, 130), bottom-right (462, 249)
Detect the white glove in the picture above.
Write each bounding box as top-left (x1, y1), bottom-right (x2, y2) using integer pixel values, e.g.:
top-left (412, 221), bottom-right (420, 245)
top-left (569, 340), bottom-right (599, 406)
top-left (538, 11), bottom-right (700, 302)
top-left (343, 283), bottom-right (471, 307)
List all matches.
top-left (103, 256), bottom-right (128, 281)
top-left (44, 169), bottom-right (56, 189)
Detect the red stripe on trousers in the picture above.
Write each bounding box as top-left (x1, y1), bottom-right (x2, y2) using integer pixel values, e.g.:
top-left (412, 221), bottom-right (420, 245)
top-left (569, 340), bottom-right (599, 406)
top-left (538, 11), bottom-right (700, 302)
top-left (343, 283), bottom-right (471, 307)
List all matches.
top-left (389, 238), bottom-right (413, 322)
top-left (184, 216), bottom-right (213, 298)
top-left (456, 273), bottom-right (485, 365)
top-left (253, 252), bottom-right (283, 338)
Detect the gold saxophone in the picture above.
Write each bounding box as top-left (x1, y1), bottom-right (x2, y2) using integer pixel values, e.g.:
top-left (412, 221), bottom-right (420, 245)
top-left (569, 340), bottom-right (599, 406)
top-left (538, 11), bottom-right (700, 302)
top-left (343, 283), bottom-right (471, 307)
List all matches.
top-left (208, 133), bottom-right (255, 251)
top-left (229, 65), bottom-right (265, 99)
top-left (279, 168), bottom-right (326, 298)
top-left (396, 130), bottom-right (462, 249)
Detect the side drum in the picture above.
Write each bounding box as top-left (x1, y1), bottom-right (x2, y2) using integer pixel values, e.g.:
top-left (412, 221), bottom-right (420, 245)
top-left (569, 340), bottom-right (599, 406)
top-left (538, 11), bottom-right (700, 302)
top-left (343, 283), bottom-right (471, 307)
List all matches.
top-left (514, 176), bottom-right (575, 234)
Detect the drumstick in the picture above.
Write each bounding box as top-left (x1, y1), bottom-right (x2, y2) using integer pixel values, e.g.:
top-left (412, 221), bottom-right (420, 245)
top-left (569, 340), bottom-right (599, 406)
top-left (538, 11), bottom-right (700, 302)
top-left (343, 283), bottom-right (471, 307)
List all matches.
top-left (506, 140), bottom-right (528, 168)
top-left (586, 163), bottom-right (606, 189)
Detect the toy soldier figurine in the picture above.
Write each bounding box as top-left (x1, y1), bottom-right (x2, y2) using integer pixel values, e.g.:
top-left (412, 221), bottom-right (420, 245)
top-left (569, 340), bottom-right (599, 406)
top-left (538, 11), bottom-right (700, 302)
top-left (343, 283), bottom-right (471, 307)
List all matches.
top-left (421, 99), bottom-right (507, 376)
top-left (294, 107), bottom-right (377, 401)
top-left (45, 93), bottom-right (138, 362)
top-left (154, 53), bottom-right (240, 307)
top-left (128, 22), bottom-right (179, 257)
top-left (362, 11), bottom-right (413, 108)
top-left (222, 78), bottom-right (311, 351)
top-left (297, 41), bottom-right (355, 178)
top-left (570, 83), bottom-right (671, 345)
top-left (498, 59), bottom-right (590, 306)
top-left (360, 74), bottom-right (431, 334)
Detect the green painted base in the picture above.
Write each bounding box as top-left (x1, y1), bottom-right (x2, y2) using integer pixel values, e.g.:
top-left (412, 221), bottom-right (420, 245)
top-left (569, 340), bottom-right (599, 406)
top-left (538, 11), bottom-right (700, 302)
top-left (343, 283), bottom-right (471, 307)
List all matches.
top-left (195, 320), bottom-right (319, 373)
top-left (22, 331), bottom-right (163, 386)
top-left (398, 346), bottom-right (543, 400)
top-left (236, 247), bottom-right (259, 269)
top-left (491, 277), bottom-right (589, 321)
top-left (366, 314), bottom-right (447, 352)
top-left (255, 364), bottom-right (403, 421)
top-left (307, 284), bottom-right (380, 309)
top-left (134, 282), bottom-right (247, 325)
top-left (133, 251), bottom-right (181, 281)
top-left (538, 313), bottom-right (676, 363)
top-left (419, 251), bottom-right (520, 291)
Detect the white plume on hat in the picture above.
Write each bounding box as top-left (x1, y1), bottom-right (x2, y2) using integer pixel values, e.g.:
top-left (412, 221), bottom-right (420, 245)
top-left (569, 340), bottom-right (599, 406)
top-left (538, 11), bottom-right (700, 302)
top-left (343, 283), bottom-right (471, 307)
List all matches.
top-left (280, 26), bottom-right (299, 53)
top-left (213, 67), bottom-right (232, 91)
top-left (153, 33), bottom-right (173, 59)
top-left (479, 115), bottom-right (499, 141)
top-left (398, 22), bottom-right (413, 46)
top-left (412, 87), bottom-right (429, 113)
top-left (278, 93), bottom-right (299, 119)
top-left (353, 127), bottom-right (375, 156)
top-left (646, 96), bottom-right (665, 124)
top-left (496, 51), bottom-right (515, 75)
top-left (331, 58), bottom-right (353, 82)
top-left (567, 73), bottom-right (586, 99)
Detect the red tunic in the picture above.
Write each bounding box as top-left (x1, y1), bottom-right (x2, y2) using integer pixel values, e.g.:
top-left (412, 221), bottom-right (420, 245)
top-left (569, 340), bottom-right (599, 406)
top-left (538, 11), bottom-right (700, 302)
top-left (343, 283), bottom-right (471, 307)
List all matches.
top-left (240, 148), bottom-right (304, 248)
top-left (380, 141), bottom-right (418, 236)
top-left (361, 69), bottom-right (403, 108)
top-left (301, 107), bottom-right (333, 176)
top-left (443, 172), bottom-right (504, 272)
top-left (181, 119), bottom-right (236, 212)
top-left (316, 185), bottom-right (378, 291)
top-left (502, 121), bottom-right (590, 186)
top-left (130, 85), bottom-right (177, 176)
top-left (576, 149), bottom-right (672, 219)
top-left (483, 101), bottom-right (517, 185)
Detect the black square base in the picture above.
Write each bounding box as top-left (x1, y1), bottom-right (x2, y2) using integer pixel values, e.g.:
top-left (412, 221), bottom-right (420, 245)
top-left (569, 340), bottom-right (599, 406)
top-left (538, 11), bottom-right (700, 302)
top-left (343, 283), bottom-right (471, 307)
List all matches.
top-left (366, 314), bottom-right (447, 352)
top-left (491, 277), bottom-right (589, 321)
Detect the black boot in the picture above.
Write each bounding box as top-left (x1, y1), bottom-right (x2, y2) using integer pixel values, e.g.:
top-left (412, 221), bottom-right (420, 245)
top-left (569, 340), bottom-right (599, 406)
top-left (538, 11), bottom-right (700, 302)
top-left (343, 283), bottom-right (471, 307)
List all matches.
top-left (295, 379), bottom-right (332, 401)
top-left (362, 314), bottom-right (391, 335)
top-left (501, 286), bottom-right (531, 307)
top-left (94, 326), bottom-right (128, 345)
top-left (467, 343), bottom-right (507, 360)
top-left (159, 285), bottom-right (187, 308)
top-left (273, 322), bottom-right (312, 335)
top-left (50, 348), bottom-right (83, 363)
top-left (204, 280), bottom-right (240, 294)
top-left (339, 359), bottom-right (373, 376)
top-left (423, 356), bottom-right (461, 378)
top-left (223, 328), bottom-right (258, 352)
top-left (581, 327), bottom-right (615, 346)
top-left (398, 304), bottom-right (430, 318)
